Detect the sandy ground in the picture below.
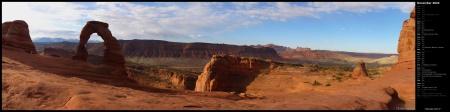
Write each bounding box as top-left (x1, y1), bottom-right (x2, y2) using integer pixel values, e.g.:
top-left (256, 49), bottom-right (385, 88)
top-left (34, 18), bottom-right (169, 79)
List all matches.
top-left (2, 46), bottom-right (412, 110)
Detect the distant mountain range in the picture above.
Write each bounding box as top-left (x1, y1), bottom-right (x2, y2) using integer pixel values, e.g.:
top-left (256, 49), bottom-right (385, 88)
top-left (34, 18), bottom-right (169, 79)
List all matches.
top-left (32, 37), bottom-right (102, 43)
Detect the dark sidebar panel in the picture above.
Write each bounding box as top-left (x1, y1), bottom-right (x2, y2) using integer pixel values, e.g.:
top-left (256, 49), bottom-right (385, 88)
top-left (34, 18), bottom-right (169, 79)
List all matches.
top-left (416, 1), bottom-right (448, 111)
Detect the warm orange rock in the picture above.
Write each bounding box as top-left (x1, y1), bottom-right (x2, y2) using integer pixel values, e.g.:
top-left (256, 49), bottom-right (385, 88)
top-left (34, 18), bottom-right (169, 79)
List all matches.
top-left (374, 6), bottom-right (416, 109)
top-left (397, 6), bottom-right (415, 64)
top-left (195, 55), bottom-right (271, 92)
top-left (2, 20), bottom-right (37, 54)
top-left (72, 21), bottom-right (126, 76)
top-left (351, 61), bottom-right (369, 79)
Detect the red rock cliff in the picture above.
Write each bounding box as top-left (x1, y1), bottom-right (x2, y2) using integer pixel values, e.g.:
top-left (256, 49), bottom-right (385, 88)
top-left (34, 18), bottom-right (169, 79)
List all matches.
top-left (374, 6), bottom-right (416, 109)
top-left (396, 6), bottom-right (415, 65)
top-left (41, 40), bottom-right (284, 61)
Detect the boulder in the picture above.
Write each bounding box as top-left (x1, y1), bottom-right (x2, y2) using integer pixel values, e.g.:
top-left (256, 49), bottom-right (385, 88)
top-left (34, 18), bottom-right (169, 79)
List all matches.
top-left (351, 61), bottom-right (369, 79)
top-left (195, 55), bottom-right (271, 92)
top-left (2, 20), bottom-right (37, 54)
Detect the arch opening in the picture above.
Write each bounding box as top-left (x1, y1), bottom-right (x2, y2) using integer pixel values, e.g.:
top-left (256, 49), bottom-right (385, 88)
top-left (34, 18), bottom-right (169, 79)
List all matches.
top-left (71, 21), bottom-right (126, 76)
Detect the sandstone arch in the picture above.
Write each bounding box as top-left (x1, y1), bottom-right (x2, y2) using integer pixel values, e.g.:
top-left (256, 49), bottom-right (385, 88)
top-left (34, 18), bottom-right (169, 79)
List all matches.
top-left (72, 21), bottom-right (126, 76)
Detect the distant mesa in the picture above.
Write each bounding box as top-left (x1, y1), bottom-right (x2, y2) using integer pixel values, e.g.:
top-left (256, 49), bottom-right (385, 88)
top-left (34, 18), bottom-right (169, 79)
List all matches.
top-left (351, 61), bottom-right (369, 79)
top-left (295, 46), bottom-right (311, 51)
top-left (34, 39), bottom-right (284, 61)
top-left (32, 37), bottom-right (102, 43)
top-left (2, 20), bottom-right (37, 54)
top-left (72, 21), bottom-right (127, 76)
top-left (118, 40), bottom-right (284, 60)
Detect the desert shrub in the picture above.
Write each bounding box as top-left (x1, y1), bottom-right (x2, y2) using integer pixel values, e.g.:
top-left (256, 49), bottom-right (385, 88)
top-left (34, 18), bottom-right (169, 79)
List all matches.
top-left (312, 80), bottom-right (321, 86)
top-left (332, 75), bottom-right (343, 82)
top-left (337, 72), bottom-right (345, 76)
top-left (326, 83), bottom-right (331, 86)
top-left (336, 76), bottom-right (342, 82)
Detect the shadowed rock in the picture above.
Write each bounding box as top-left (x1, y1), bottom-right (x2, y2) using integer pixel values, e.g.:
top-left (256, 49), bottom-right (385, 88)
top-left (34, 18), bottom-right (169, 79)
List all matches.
top-left (2, 20), bottom-right (37, 54)
top-left (72, 21), bottom-right (126, 76)
top-left (195, 55), bottom-right (270, 92)
top-left (375, 6), bottom-right (416, 109)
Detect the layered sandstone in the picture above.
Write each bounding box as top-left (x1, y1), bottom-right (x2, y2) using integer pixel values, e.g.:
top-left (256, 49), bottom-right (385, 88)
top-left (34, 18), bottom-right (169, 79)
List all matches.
top-left (374, 6), bottom-right (416, 109)
top-left (72, 21), bottom-right (126, 76)
top-left (351, 61), bottom-right (369, 79)
top-left (396, 6), bottom-right (415, 64)
top-left (2, 20), bottom-right (37, 54)
top-left (120, 40), bottom-right (283, 60)
top-left (195, 55), bottom-right (273, 92)
top-left (39, 40), bottom-right (283, 61)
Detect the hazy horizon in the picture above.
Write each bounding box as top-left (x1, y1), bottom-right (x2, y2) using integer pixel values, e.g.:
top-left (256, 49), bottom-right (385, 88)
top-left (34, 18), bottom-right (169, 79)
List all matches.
top-left (2, 2), bottom-right (414, 54)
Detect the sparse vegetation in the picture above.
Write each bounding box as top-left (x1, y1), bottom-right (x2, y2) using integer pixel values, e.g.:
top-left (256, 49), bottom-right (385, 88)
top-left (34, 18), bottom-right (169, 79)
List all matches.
top-left (125, 61), bottom-right (199, 90)
top-left (125, 56), bottom-right (209, 72)
top-left (326, 83), bottom-right (331, 86)
top-left (336, 77), bottom-right (342, 82)
top-left (332, 75), bottom-right (343, 82)
top-left (312, 80), bottom-right (322, 86)
top-left (284, 62), bottom-right (303, 67)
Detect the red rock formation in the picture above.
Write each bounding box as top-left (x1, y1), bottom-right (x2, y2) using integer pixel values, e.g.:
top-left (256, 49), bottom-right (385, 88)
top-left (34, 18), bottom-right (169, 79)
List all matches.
top-left (278, 49), bottom-right (325, 60)
top-left (2, 20), bottom-right (37, 54)
top-left (295, 46), bottom-right (311, 51)
top-left (195, 55), bottom-right (272, 92)
top-left (43, 40), bottom-right (284, 61)
top-left (396, 6), bottom-right (415, 64)
top-left (72, 21), bottom-right (126, 76)
top-left (351, 61), bottom-right (369, 79)
top-left (262, 44), bottom-right (293, 52)
top-left (119, 40), bottom-right (284, 60)
top-left (374, 6), bottom-right (416, 109)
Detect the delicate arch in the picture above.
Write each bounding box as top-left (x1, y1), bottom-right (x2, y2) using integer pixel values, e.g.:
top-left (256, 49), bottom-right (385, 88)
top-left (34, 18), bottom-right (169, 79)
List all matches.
top-left (72, 21), bottom-right (126, 75)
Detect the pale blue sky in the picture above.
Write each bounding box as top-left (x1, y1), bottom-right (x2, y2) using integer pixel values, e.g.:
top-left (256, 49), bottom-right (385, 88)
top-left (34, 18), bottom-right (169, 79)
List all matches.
top-left (2, 2), bottom-right (415, 53)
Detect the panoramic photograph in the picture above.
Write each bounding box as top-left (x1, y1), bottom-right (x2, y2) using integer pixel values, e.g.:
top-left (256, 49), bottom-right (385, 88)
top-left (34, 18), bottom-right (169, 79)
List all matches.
top-left (2, 2), bottom-right (415, 110)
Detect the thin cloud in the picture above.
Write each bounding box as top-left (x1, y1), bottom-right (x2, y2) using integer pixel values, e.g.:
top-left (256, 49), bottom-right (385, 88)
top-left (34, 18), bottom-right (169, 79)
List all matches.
top-left (2, 2), bottom-right (414, 40)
